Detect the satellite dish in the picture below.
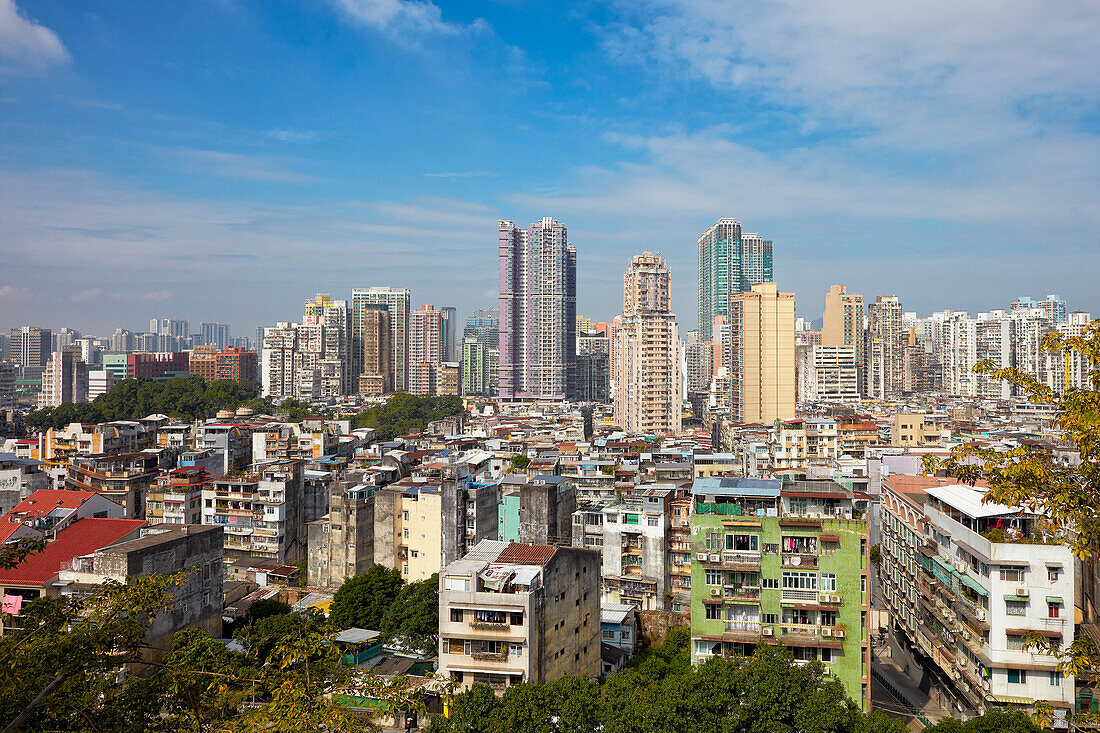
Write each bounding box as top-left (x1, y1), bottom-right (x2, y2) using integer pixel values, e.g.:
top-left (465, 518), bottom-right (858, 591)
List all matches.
top-left (791, 555), bottom-right (801, 566)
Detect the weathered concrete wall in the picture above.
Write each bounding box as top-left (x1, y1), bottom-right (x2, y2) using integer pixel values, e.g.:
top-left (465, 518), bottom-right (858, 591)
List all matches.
top-left (637, 609), bottom-right (688, 646)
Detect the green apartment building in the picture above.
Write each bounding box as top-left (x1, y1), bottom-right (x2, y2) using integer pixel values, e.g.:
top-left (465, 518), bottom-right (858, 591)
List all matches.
top-left (689, 477), bottom-right (870, 709)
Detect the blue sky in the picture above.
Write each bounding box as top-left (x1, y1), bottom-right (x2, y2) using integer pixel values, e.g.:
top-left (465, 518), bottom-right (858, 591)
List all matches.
top-left (2, 0), bottom-right (1099, 337)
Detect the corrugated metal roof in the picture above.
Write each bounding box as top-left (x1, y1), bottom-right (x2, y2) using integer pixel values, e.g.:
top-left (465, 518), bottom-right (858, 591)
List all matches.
top-left (464, 539), bottom-right (508, 562)
top-left (691, 477), bottom-right (782, 498)
top-left (496, 542), bottom-right (557, 566)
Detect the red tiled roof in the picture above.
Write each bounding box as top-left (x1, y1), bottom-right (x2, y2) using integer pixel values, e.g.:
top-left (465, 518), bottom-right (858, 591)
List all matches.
top-left (0, 519), bottom-right (38, 543)
top-left (11, 489), bottom-right (99, 513)
top-left (496, 542), bottom-right (557, 566)
top-left (0, 518), bottom-right (146, 585)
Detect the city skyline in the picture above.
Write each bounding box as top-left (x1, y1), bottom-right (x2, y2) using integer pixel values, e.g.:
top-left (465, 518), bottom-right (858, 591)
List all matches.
top-left (3, 1), bottom-right (1099, 333)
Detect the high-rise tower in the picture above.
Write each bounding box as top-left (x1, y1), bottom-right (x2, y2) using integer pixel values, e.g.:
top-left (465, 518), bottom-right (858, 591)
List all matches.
top-left (498, 218), bottom-right (577, 401)
top-left (822, 285), bottom-right (865, 392)
top-left (613, 253), bottom-right (681, 434)
top-left (697, 219), bottom-right (773, 341)
top-left (727, 282), bottom-right (795, 423)
top-left (352, 287), bottom-right (410, 392)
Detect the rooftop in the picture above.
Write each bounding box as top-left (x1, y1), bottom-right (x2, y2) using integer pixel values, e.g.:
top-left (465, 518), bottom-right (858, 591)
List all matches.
top-left (0, 518), bottom-right (146, 585)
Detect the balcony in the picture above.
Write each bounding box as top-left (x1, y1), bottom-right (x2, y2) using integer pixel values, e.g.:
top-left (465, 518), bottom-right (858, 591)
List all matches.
top-left (781, 554), bottom-right (818, 569)
top-left (470, 620), bottom-right (509, 631)
top-left (724, 586), bottom-right (761, 602)
top-left (720, 551), bottom-right (761, 569)
top-left (470, 650), bottom-right (509, 662)
top-left (781, 624), bottom-right (819, 640)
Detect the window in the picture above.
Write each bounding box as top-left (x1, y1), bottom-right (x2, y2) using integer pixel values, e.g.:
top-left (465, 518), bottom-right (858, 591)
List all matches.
top-left (821, 573), bottom-right (837, 592)
top-left (820, 648), bottom-right (833, 663)
top-left (1050, 671), bottom-right (1062, 687)
top-left (726, 534), bottom-right (759, 552)
top-left (1007, 635), bottom-right (1027, 651)
top-left (705, 604), bottom-right (721, 620)
top-left (403, 528), bottom-right (409, 539)
top-left (999, 567), bottom-right (1026, 583)
top-left (705, 570), bottom-right (722, 585)
top-left (1005, 601), bottom-right (1026, 616)
top-left (411, 550), bottom-right (419, 558)
top-left (761, 578), bottom-right (779, 589)
top-left (762, 613), bottom-right (779, 624)
top-left (1049, 568), bottom-right (1060, 581)
top-left (450, 609), bottom-right (463, 622)
top-left (444, 576), bottom-right (470, 592)
top-left (510, 612), bottom-right (523, 625)
top-left (603, 630), bottom-right (616, 639)
top-left (403, 511), bottom-right (409, 521)
top-left (782, 572), bottom-right (817, 590)
top-left (1008, 669), bottom-right (1026, 684)
top-left (1049, 603), bottom-right (1061, 619)
top-left (648, 517), bottom-right (659, 526)
top-left (705, 532), bottom-right (722, 551)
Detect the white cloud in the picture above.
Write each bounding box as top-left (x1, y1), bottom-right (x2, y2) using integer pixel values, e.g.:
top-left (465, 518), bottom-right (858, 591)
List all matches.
top-left (0, 0), bottom-right (68, 70)
top-left (175, 149), bottom-right (316, 183)
top-left (604, 1), bottom-right (1100, 150)
top-left (333, 0), bottom-right (485, 38)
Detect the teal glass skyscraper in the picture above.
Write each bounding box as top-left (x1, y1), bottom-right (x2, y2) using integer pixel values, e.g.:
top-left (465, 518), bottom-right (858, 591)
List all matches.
top-left (697, 219), bottom-right (773, 341)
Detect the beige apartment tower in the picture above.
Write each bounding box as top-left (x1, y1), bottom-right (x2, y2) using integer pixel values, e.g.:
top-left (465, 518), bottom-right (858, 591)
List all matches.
top-left (822, 285), bottom-right (864, 390)
top-left (727, 282), bottom-right (795, 423)
top-left (613, 253), bottom-right (681, 435)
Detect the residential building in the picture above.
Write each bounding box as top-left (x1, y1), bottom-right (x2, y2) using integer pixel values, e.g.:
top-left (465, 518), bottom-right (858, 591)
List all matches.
top-left (613, 252), bottom-right (681, 435)
top-left (201, 460), bottom-right (305, 565)
top-left (308, 480), bottom-right (376, 587)
top-left (126, 352), bottom-right (190, 380)
top-left (352, 287), bottom-right (411, 392)
top-left (215, 347), bottom-right (257, 384)
top-left (596, 494), bottom-right (671, 611)
top-left (865, 296), bottom-right (905, 399)
top-left (690, 477), bottom-right (870, 710)
top-left (441, 306), bottom-right (458, 362)
top-left (196, 322), bottom-right (230, 349)
top-left (697, 219), bottom-right (774, 341)
top-left (374, 462), bottom-right (497, 582)
top-left (0, 518), bottom-right (146, 617)
top-left (252, 422), bottom-right (338, 463)
top-left (498, 218), bottom-right (577, 401)
top-left (353, 303), bottom-right (392, 394)
top-left (892, 414), bottom-right (940, 447)
top-left (4, 489), bottom-right (125, 537)
top-left (39, 348), bottom-right (89, 407)
top-left (56, 524), bottom-right (225, 654)
top-left (462, 309), bottom-right (499, 396)
top-left (9, 327), bottom-right (52, 379)
top-left (727, 282), bottom-right (796, 423)
top-left (65, 452), bottom-right (160, 519)
top-left (821, 285), bottom-right (865, 392)
top-left (437, 539), bottom-right (601, 692)
top-left (601, 603), bottom-right (639, 656)
top-left (0, 361), bottom-right (15, 409)
top-left (146, 466), bottom-right (212, 525)
top-left (189, 345), bottom-right (218, 381)
top-left (409, 304), bottom-right (447, 396)
top-left (462, 338), bottom-right (489, 396)
top-left (576, 335), bottom-right (610, 403)
top-left (880, 480), bottom-right (1075, 716)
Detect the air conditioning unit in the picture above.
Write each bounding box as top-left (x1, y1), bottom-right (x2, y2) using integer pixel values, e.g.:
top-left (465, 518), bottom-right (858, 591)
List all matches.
top-left (710, 588), bottom-right (721, 597)
top-left (762, 627), bottom-right (774, 637)
top-left (709, 554), bottom-right (720, 563)
top-left (821, 628), bottom-right (832, 638)
top-left (696, 552), bottom-right (708, 561)
top-left (833, 628), bottom-right (845, 638)
top-left (1015, 587), bottom-right (1029, 597)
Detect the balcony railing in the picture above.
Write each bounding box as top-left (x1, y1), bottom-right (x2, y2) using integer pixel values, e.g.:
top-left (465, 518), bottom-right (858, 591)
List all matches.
top-left (470, 620), bottom-right (509, 631)
top-left (724, 586), bottom-right (761, 601)
top-left (724, 621), bottom-right (760, 633)
top-left (781, 624), bottom-right (819, 639)
top-left (781, 554), bottom-right (818, 569)
top-left (470, 650), bottom-right (509, 662)
top-left (722, 551), bottom-right (761, 567)
top-left (781, 589), bottom-right (818, 602)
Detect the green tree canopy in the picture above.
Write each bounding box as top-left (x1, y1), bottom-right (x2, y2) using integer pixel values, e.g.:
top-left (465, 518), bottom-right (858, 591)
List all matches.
top-left (329, 564), bottom-right (404, 631)
top-left (350, 393), bottom-right (463, 441)
top-left (380, 573), bottom-right (439, 653)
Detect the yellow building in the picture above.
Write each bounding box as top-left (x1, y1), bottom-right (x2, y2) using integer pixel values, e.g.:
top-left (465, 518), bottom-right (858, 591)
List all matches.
top-left (728, 282), bottom-right (795, 423)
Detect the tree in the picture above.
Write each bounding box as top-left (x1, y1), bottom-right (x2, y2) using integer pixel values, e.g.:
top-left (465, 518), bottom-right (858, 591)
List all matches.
top-left (923, 709), bottom-right (1040, 733)
top-left (244, 598), bottom-right (293, 625)
top-left (329, 565), bottom-right (404, 631)
top-left (0, 573), bottom-right (184, 733)
top-left (381, 574), bottom-right (439, 653)
top-left (351, 393), bottom-right (464, 441)
top-left (510, 454), bottom-right (531, 470)
top-left (925, 320), bottom-right (1100, 728)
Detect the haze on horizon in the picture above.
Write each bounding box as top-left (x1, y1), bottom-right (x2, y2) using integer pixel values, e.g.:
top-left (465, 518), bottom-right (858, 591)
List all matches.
top-left (2, 0), bottom-right (1098, 336)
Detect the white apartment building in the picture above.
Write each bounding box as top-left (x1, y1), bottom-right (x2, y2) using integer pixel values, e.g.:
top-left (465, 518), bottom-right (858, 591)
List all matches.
top-left (883, 481), bottom-right (1075, 718)
top-left (437, 540), bottom-right (600, 693)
